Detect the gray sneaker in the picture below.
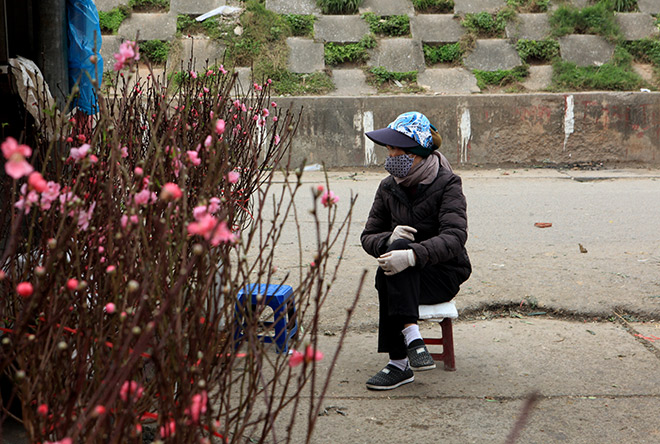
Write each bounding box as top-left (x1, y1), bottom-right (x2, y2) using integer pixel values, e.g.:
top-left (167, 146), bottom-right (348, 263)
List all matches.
top-left (366, 364), bottom-right (414, 390)
top-left (407, 339), bottom-right (436, 371)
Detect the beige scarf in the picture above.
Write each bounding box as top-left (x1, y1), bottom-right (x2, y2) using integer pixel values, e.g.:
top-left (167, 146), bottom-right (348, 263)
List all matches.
top-left (394, 151), bottom-right (453, 187)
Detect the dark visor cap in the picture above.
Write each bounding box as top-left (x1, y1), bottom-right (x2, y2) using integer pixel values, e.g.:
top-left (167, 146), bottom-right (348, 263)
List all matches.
top-left (365, 127), bottom-right (420, 149)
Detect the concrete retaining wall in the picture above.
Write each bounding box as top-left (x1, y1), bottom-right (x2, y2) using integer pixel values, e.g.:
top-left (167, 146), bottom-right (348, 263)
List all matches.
top-left (274, 93), bottom-right (660, 167)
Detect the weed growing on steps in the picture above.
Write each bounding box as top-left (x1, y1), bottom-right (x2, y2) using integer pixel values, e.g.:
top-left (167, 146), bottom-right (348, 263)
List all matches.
top-left (549, 1), bottom-right (621, 40)
top-left (516, 39), bottom-right (560, 63)
top-left (411, 0), bottom-right (455, 14)
top-left (128, 0), bottom-right (169, 12)
top-left (176, 14), bottom-right (225, 40)
top-left (366, 67), bottom-right (424, 93)
top-left (316, 0), bottom-right (363, 14)
top-left (363, 13), bottom-right (411, 37)
top-left (139, 40), bottom-right (171, 64)
top-left (423, 43), bottom-right (463, 65)
top-left (610, 0), bottom-right (638, 12)
top-left (282, 14), bottom-right (316, 37)
top-left (462, 10), bottom-right (515, 38)
top-left (473, 65), bottom-right (529, 89)
top-left (506, 0), bottom-right (549, 13)
top-left (324, 35), bottom-right (376, 66)
top-left (98, 7), bottom-right (130, 35)
top-left (550, 47), bottom-right (648, 91)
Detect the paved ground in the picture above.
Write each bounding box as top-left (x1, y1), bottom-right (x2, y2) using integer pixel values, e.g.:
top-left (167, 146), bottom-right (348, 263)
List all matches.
top-left (261, 166), bottom-right (660, 443)
top-left (4, 167), bottom-right (660, 443)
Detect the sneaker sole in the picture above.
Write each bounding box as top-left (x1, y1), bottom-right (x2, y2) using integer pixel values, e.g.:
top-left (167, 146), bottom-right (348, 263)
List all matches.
top-left (366, 375), bottom-right (414, 391)
top-left (410, 363), bottom-right (436, 371)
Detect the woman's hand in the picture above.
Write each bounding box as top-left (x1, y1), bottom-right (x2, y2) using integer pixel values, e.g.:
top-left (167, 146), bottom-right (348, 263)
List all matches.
top-left (378, 250), bottom-right (416, 275)
top-left (388, 225), bottom-right (417, 245)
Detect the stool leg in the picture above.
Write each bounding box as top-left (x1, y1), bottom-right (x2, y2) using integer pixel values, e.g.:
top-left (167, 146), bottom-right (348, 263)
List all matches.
top-left (272, 306), bottom-right (288, 354)
top-left (441, 318), bottom-right (456, 371)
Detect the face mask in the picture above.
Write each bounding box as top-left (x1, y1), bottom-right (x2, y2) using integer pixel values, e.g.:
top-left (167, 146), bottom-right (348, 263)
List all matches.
top-left (384, 154), bottom-right (414, 178)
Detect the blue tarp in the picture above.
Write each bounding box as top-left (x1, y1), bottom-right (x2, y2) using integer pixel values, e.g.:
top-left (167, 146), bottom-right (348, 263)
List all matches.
top-left (67, 0), bottom-right (103, 114)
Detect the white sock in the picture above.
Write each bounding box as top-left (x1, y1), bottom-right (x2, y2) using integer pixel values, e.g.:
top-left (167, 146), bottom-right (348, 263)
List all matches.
top-left (388, 358), bottom-right (409, 371)
top-left (402, 324), bottom-right (422, 346)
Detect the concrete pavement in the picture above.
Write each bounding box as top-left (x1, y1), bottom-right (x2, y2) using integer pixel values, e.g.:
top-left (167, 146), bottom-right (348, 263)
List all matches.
top-left (4, 167), bottom-right (660, 443)
top-left (262, 166), bottom-right (660, 443)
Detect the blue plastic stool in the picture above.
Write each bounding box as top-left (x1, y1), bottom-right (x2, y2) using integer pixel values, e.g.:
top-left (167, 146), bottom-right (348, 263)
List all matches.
top-left (235, 284), bottom-right (298, 353)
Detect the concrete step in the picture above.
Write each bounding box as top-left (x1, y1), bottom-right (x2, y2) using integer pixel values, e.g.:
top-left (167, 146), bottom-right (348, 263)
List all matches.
top-left (168, 37), bottom-right (227, 73)
top-left (314, 15), bottom-right (370, 43)
top-left (454, 0), bottom-right (505, 15)
top-left (118, 12), bottom-right (177, 41)
top-left (328, 69), bottom-right (377, 96)
top-left (638, 0), bottom-right (660, 14)
top-left (359, 0), bottom-right (414, 16)
top-left (615, 12), bottom-right (660, 41)
top-left (417, 67), bottom-right (480, 94)
top-left (521, 65), bottom-right (553, 91)
top-left (464, 39), bottom-right (521, 71)
top-left (287, 38), bottom-right (325, 73)
top-left (100, 34), bottom-right (121, 72)
top-left (505, 13), bottom-right (551, 41)
top-left (367, 38), bottom-right (425, 72)
top-left (411, 15), bottom-right (465, 43)
top-left (170, 0), bottom-right (226, 15)
top-left (265, 0), bottom-right (320, 14)
top-left (559, 35), bottom-right (615, 68)
top-left (95, 0), bottom-right (125, 12)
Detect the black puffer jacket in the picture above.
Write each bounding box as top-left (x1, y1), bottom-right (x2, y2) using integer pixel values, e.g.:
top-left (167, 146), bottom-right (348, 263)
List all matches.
top-left (361, 167), bottom-right (471, 284)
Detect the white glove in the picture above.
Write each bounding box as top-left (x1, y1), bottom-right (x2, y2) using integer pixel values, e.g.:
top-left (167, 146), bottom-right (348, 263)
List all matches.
top-left (387, 225), bottom-right (417, 246)
top-left (378, 250), bottom-right (416, 276)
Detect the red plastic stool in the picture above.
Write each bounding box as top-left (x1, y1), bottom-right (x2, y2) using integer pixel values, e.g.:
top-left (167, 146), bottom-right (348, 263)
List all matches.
top-left (419, 301), bottom-right (458, 371)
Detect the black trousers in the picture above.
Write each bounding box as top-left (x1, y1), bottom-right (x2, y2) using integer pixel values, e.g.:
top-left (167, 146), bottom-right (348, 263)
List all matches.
top-left (376, 239), bottom-right (460, 360)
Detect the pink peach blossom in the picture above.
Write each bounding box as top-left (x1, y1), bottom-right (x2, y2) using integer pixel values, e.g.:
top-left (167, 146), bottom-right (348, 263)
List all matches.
top-left (204, 135), bottom-right (213, 147)
top-left (37, 403), bottom-right (48, 416)
top-left (187, 150), bottom-right (201, 166)
top-left (2, 137), bottom-right (31, 159)
top-left (134, 189), bottom-right (153, 206)
top-left (215, 119), bottom-right (225, 135)
top-left (274, 135), bottom-right (281, 146)
top-left (193, 205), bottom-right (208, 220)
top-left (16, 282), bottom-right (33, 297)
top-left (160, 419), bottom-right (176, 438)
top-left (28, 172), bottom-right (48, 192)
top-left (227, 170), bottom-right (240, 184)
top-left (69, 144), bottom-right (90, 161)
top-left (160, 183), bottom-right (183, 201)
top-left (105, 303), bottom-right (116, 314)
top-left (40, 181), bottom-right (61, 210)
top-left (305, 345), bottom-right (324, 363)
top-left (44, 438), bottom-right (72, 444)
top-left (190, 70), bottom-right (197, 79)
top-left (77, 202), bottom-right (96, 231)
top-left (288, 349), bottom-right (304, 367)
top-left (321, 190), bottom-right (339, 207)
top-left (66, 279), bottom-right (79, 291)
top-left (5, 158), bottom-right (33, 179)
top-left (210, 220), bottom-right (237, 246)
top-left (134, 167), bottom-right (143, 176)
top-left (208, 197), bottom-right (221, 214)
top-left (187, 214), bottom-right (217, 238)
top-left (185, 391), bottom-right (208, 423)
top-left (3, 137), bottom-right (34, 178)
top-left (113, 40), bottom-right (139, 71)
top-left (120, 380), bottom-right (144, 403)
